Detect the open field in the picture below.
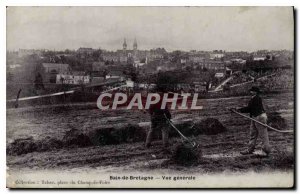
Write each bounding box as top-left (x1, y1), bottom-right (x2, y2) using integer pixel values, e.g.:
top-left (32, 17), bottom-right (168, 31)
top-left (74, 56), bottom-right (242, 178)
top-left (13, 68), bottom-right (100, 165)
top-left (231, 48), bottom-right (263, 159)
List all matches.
top-left (7, 92), bottom-right (294, 175)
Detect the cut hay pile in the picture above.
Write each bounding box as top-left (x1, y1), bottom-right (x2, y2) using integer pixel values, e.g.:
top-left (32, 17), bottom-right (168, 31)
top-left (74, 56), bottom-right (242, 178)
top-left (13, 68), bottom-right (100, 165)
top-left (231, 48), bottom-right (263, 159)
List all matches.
top-left (7, 124), bottom-right (146, 156)
top-left (170, 143), bottom-right (202, 166)
top-left (169, 118), bottom-right (227, 137)
top-left (88, 124), bottom-right (146, 145)
top-left (38, 136), bottom-right (64, 151)
top-left (267, 112), bottom-right (288, 130)
top-left (7, 118), bottom-right (226, 156)
top-left (63, 128), bottom-right (92, 147)
top-left (7, 137), bottom-right (63, 156)
top-left (7, 137), bottom-right (37, 155)
top-left (171, 121), bottom-right (195, 136)
top-left (192, 118), bottom-right (227, 135)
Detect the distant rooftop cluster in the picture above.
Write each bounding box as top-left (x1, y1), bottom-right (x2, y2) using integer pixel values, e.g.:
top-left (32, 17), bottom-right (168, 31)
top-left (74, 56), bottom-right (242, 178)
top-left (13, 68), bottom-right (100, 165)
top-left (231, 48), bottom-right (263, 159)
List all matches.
top-left (6, 37), bottom-right (293, 96)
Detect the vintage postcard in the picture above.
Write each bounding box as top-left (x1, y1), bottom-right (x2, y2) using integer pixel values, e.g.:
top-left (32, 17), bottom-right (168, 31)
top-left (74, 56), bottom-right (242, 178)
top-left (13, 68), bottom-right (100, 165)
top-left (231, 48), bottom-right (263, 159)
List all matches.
top-left (6, 6), bottom-right (294, 188)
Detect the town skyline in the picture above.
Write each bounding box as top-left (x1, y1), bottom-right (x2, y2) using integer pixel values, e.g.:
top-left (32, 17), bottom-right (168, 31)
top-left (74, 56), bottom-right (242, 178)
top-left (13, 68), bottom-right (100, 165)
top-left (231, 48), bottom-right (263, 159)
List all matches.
top-left (7, 7), bottom-right (294, 52)
top-left (7, 46), bottom-right (294, 53)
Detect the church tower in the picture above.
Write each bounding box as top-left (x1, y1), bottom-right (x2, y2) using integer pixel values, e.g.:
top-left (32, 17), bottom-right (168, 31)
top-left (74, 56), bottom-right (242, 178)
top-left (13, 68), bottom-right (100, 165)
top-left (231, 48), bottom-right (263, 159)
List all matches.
top-left (123, 38), bottom-right (127, 52)
top-left (133, 38), bottom-right (137, 51)
top-left (133, 38), bottom-right (138, 59)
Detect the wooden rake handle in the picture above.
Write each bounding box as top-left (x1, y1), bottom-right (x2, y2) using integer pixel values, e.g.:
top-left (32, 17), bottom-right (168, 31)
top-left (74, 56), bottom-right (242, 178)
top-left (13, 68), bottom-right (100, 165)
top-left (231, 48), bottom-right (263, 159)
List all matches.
top-left (231, 109), bottom-right (293, 133)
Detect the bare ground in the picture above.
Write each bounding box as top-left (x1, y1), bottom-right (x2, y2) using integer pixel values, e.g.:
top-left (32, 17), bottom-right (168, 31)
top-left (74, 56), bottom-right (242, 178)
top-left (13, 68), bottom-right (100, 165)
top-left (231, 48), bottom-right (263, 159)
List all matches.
top-left (6, 92), bottom-right (294, 173)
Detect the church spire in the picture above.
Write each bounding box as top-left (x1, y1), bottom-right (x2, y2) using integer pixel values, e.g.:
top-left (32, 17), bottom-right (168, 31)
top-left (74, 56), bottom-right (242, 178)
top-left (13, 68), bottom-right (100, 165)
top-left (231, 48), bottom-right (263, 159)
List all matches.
top-left (123, 38), bottom-right (127, 51)
top-left (133, 38), bottom-right (137, 51)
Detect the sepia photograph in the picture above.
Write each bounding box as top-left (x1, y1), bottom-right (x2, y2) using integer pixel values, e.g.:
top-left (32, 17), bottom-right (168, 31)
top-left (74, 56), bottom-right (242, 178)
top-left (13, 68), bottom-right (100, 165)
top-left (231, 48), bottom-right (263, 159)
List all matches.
top-left (6, 6), bottom-right (295, 188)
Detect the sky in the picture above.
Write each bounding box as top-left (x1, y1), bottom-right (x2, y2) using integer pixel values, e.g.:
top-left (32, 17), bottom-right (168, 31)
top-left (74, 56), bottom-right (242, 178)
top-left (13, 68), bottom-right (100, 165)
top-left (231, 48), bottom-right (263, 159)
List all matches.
top-left (6, 6), bottom-right (294, 52)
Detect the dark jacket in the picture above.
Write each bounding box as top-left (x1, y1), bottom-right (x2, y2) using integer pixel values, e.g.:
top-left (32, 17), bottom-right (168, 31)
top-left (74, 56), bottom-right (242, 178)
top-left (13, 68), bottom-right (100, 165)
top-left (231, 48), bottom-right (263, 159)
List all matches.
top-left (238, 95), bottom-right (265, 117)
top-left (149, 98), bottom-right (171, 123)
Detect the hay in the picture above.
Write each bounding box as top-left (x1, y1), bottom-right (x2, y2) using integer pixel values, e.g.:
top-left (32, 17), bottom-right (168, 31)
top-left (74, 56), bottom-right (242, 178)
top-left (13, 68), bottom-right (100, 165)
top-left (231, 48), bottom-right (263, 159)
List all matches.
top-left (7, 137), bottom-right (38, 155)
top-left (267, 112), bottom-right (288, 130)
top-left (63, 128), bottom-right (92, 147)
top-left (7, 125), bottom-right (146, 156)
top-left (7, 119), bottom-right (225, 156)
top-left (37, 136), bottom-right (63, 151)
top-left (7, 129), bottom-right (92, 156)
top-left (7, 136), bottom-right (64, 156)
top-left (112, 124), bottom-right (146, 143)
top-left (89, 127), bottom-right (117, 145)
top-left (170, 143), bottom-right (202, 166)
top-left (192, 118), bottom-right (227, 135)
top-left (89, 124), bottom-right (146, 145)
top-left (168, 119), bottom-right (226, 138)
top-left (171, 121), bottom-right (195, 137)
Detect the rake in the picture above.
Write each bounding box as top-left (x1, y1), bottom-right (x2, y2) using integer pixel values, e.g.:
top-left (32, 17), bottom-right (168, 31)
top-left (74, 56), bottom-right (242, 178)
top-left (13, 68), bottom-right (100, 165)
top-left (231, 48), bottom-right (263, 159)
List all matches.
top-left (164, 114), bottom-right (198, 148)
top-left (231, 109), bottom-right (293, 133)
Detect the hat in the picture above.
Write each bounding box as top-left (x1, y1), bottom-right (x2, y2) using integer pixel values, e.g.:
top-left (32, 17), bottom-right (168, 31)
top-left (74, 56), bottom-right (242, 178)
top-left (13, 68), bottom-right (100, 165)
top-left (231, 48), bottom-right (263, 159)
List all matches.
top-left (249, 86), bottom-right (261, 93)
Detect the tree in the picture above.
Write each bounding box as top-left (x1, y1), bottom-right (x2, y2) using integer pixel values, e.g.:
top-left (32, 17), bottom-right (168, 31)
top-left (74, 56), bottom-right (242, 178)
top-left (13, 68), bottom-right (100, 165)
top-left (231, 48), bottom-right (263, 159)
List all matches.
top-left (170, 50), bottom-right (182, 63)
top-left (155, 71), bottom-right (187, 92)
top-left (34, 73), bottom-right (45, 90)
top-left (92, 49), bottom-right (102, 61)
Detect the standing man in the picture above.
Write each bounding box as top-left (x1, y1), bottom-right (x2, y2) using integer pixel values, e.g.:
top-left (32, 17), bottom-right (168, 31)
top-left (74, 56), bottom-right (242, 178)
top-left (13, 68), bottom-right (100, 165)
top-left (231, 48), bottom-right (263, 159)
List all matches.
top-left (145, 92), bottom-right (171, 148)
top-left (232, 86), bottom-right (271, 156)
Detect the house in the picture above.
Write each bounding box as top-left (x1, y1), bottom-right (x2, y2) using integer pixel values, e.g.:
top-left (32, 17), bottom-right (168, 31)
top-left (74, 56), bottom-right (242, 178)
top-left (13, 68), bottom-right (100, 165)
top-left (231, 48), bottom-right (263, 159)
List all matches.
top-left (91, 77), bottom-right (105, 84)
top-left (189, 56), bottom-right (204, 63)
top-left (77, 47), bottom-right (94, 55)
top-left (215, 72), bottom-right (225, 78)
top-left (180, 58), bottom-right (187, 64)
top-left (231, 58), bottom-right (246, 64)
top-left (126, 80), bottom-right (134, 88)
top-left (119, 55), bottom-right (128, 63)
top-left (105, 70), bottom-right (125, 81)
top-left (188, 52), bottom-right (208, 63)
top-left (210, 52), bottom-right (225, 59)
top-left (192, 81), bottom-right (208, 92)
top-left (90, 71), bottom-right (106, 84)
top-left (146, 48), bottom-right (166, 61)
top-left (253, 56), bottom-right (266, 61)
top-left (42, 63), bottom-right (70, 74)
top-left (56, 71), bottom-right (90, 85)
top-left (133, 60), bottom-right (145, 68)
top-left (102, 52), bottom-right (119, 63)
top-left (156, 62), bottom-right (176, 72)
top-left (197, 60), bottom-right (225, 70)
top-left (92, 61), bottom-right (106, 72)
top-left (41, 63), bottom-right (71, 83)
